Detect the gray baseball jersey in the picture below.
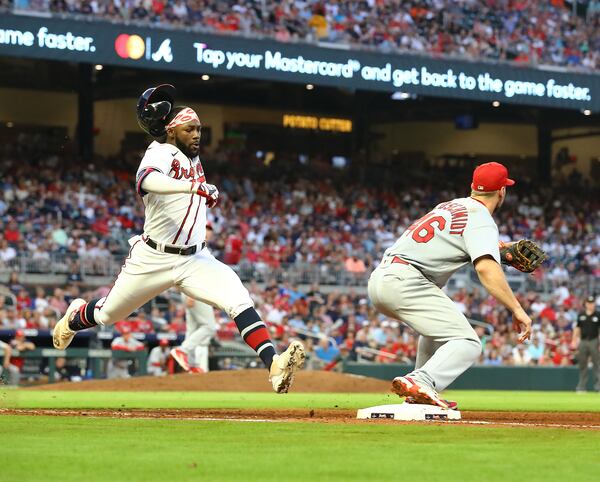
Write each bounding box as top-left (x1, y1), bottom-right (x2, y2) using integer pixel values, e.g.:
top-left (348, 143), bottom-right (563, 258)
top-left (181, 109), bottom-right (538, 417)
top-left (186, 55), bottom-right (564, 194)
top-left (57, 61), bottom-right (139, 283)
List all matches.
top-left (384, 197), bottom-right (500, 287)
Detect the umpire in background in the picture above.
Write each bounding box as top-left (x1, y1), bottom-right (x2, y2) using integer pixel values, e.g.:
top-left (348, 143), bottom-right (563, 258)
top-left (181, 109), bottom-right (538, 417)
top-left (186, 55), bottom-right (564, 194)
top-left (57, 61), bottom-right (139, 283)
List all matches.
top-left (573, 296), bottom-right (599, 392)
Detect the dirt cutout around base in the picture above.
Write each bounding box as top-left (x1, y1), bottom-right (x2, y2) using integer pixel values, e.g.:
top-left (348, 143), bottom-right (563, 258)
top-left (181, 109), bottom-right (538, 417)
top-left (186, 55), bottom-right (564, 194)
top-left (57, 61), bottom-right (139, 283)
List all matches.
top-left (2, 408), bottom-right (600, 430)
top-left (28, 370), bottom-right (390, 393)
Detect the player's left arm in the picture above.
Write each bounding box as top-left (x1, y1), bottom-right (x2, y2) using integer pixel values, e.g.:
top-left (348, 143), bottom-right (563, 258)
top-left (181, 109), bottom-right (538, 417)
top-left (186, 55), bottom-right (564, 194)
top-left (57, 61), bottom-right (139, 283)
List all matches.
top-left (139, 171), bottom-right (219, 207)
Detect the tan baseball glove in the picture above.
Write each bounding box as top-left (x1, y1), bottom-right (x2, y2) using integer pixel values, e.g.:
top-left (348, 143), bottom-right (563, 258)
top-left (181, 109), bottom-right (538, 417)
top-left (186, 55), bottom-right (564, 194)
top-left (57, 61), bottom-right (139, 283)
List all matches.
top-left (500, 239), bottom-right (547, 273)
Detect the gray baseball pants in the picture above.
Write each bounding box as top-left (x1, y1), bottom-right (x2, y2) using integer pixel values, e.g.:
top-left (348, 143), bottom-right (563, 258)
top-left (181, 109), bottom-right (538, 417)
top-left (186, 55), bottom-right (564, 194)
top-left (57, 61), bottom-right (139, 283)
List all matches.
top-left (576, 338), bottom-right (599, 391)
top-left (368, 259), bottom-right (481, 391)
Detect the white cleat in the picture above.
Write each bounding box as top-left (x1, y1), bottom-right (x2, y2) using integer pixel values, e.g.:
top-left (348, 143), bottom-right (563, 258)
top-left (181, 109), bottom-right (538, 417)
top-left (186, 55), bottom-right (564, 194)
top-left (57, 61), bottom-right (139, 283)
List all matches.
top-left (52, 298), bottom-right (86, 350)
top-left (269, 341), bottom-right (306, 394)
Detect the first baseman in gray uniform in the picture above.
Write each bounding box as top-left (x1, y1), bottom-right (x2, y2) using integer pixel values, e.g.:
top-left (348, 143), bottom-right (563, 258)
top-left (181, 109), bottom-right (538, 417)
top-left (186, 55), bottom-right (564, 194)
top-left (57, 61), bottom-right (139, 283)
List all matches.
top-left (368, 162), bottom-right (532, 408)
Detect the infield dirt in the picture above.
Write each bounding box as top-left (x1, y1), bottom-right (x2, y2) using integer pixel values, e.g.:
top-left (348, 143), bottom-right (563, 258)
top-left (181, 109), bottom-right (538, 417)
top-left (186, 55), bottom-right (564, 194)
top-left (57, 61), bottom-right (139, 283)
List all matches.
top-left (19, 370), bottom-right (600, 429)
top-left (27, 369), bottom-right (389, 392)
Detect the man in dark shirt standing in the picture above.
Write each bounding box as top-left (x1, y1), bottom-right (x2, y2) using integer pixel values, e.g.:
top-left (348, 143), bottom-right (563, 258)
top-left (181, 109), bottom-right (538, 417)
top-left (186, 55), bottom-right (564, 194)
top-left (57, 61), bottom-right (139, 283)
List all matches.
top-left (573, 296), bottom-right (599, 392)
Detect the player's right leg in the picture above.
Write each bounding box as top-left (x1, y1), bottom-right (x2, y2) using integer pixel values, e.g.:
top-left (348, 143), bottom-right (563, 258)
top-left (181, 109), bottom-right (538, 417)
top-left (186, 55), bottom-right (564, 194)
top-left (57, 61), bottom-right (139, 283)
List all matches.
top-left (368, 262), bottom-right (481, 406)
top-left (177, 249), bottom-right (305, 393)
top-left (576, 342), bottom-right (590, 392)
top-left (182, 301), bottom-right (216, 372)
top-left (53, 239), bottom-right (175, 349)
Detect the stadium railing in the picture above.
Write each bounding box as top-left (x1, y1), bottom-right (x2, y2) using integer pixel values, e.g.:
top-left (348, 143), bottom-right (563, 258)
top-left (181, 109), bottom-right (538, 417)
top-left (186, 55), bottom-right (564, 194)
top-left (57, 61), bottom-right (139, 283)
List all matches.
top-left (0, 347), bottom-right (149, 382)
top-left (1, 254), bottom-right (596, 295)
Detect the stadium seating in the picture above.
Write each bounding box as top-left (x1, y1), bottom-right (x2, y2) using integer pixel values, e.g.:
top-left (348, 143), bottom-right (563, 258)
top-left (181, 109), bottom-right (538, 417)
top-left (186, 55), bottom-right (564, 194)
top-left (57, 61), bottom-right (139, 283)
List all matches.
top-left (0, 138), bottom-right (597, 368)
top-left (4, 0), bottom-right (599, 70)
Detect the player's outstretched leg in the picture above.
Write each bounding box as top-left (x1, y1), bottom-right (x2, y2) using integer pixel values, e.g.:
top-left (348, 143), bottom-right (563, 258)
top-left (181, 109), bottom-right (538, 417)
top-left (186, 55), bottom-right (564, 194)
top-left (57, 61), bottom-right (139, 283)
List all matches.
top-left (233, 307), bottom-right (305, 393)
top-left (180, 253), bottom-right (305, 393)
top-left (52, 298), bottom-right (94, 349)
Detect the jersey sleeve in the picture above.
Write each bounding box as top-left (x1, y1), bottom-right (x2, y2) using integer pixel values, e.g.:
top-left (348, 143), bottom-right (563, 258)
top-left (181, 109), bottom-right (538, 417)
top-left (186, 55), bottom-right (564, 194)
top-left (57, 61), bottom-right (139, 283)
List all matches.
top-left (136, 143), bottom-right (175, 196)
top-left (136, 143), bottom-right (174, 177)
top-left (463, 210), bottom-right (501, 264)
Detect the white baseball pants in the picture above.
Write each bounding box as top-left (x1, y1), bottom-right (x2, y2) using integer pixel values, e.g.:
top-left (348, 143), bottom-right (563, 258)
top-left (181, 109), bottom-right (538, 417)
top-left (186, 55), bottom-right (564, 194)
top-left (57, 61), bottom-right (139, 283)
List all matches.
top-left (181, 293), bottom-right (217, 371)
top-left (93, 235), bottom-right (253, 328)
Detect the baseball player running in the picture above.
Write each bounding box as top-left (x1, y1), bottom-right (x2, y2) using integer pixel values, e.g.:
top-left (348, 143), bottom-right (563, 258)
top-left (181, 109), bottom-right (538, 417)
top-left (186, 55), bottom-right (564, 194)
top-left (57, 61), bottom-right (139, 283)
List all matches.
top-left (368, 162), bottom-right (532, 408)
top-left (171, 293), bottom-right (216, 373)
top-left (171, 222), bottom-right (217, 373)
top-left (52, 84), bottom-right (304, 393)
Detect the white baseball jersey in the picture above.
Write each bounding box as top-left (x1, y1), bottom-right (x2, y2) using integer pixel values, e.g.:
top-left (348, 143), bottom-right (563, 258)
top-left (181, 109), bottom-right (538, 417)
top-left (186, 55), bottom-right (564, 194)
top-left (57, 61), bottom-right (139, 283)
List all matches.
top-left (147, 346), bottom-right (170, 369)
top-left (136, 141), bottom-right (207, 247)
top-left (384, 197), bottom-right (500, 287)
top-left (111, 336), bottom-right (144, 351)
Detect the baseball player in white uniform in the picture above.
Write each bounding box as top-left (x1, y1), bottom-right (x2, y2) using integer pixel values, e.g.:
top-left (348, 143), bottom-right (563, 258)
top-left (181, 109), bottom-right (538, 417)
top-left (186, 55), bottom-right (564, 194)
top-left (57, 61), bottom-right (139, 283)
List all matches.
top-left (147, 339), bottom-right (171, 376)
top-left (368, 162), bottom-right (532, 408)
top-left (171, 293), bottom-right (216, 373)
top-left (108, 328), bottom-right (145, 379)
top-left (0, 339), bottom-right (20, 386)
top-left (52, 84), bottom-right (304, 393)
top-left (171, 222), bottom-right (217, 373)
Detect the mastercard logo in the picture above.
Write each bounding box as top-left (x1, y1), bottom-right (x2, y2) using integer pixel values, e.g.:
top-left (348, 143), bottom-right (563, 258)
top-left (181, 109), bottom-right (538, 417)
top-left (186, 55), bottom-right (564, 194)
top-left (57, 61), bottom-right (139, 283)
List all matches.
top-left (114, 34), bottom-right (146, 60)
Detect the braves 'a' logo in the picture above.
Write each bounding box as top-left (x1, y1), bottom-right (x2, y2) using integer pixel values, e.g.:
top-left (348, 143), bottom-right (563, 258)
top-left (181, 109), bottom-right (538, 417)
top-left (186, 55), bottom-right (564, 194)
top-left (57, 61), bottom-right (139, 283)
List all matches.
top-left (169, 158), bottom-right (206, 182)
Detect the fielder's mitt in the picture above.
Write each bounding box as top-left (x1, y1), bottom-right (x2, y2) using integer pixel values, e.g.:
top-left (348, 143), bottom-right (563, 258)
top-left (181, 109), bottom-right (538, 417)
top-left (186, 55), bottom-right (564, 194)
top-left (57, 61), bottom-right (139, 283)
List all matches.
top-left (500, 239), bottom-right (547, 273)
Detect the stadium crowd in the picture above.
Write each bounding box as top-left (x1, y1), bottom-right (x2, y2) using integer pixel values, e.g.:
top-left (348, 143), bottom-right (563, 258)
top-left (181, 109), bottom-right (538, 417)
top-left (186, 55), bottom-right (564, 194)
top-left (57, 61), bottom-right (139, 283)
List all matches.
top-left (3, 0), bottom-right (599, 70)
top-left (0, 136), bottom-right (598, 292)
top-left (1, 272), bottom-right (597, 368)
top-left (0, 138), bottom-right (598, 370)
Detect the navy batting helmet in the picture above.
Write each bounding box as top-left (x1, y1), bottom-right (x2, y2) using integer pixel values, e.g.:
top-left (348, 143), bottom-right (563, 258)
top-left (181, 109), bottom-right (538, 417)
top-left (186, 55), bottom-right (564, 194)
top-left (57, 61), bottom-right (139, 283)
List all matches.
top-left (136, 84), bottom-right (176, 137)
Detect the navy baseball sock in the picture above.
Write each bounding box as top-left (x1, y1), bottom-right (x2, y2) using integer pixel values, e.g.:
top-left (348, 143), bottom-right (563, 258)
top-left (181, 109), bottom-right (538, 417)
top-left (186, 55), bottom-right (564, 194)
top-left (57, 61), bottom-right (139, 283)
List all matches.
top-left (68, 298), bottom-right (101, 331)
top-left (234, 308), bottom-right (276, 368)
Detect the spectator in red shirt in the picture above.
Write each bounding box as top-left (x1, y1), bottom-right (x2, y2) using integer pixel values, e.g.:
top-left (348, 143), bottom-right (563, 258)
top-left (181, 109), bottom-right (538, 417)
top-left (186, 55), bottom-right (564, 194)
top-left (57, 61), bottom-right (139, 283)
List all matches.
top-left (224, 229), bottom-right (243, 265)
top-left (4, 220), bottom-right (20, 243)
top-left (16, 289), bottom-right (32, 311)
top-left (9, 329), bottom-right (36, 373)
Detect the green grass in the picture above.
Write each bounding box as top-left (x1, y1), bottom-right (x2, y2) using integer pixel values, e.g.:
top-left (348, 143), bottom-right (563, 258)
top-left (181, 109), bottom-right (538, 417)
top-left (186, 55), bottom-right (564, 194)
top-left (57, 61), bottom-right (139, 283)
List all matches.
top-left (3, 389), bottom-right (600, 412)
top-left (2, 390), bottom-right (599, 481)
top-left (2, 415), bottom-right (600, 482)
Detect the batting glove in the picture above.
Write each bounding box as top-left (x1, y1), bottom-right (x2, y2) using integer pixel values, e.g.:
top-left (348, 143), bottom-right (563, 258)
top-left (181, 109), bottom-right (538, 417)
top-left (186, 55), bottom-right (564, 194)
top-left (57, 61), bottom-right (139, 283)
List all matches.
top-left (193, 181), bottom-right (219, 208)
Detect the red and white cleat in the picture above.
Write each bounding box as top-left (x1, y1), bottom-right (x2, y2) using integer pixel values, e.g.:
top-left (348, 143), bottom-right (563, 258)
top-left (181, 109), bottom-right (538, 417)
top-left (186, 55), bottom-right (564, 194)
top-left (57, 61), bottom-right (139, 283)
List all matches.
top-left (392, 376), bottom-right (450, 409)
top-left (188, 367), bottom-right (205, 374)
top-left (170, 348), bottom-right (190, 372)
top-left (405, 396), bottom-right (458, 410)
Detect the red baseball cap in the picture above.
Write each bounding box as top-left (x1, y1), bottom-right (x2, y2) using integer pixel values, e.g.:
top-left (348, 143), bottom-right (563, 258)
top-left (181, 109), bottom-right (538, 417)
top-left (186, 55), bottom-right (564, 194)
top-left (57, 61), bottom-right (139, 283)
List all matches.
top-left (15, 329), bottom-right (25, 337)
top-left (159, 339), bottom-right (169, 347)
top-left (471, 162), bottom-right (515, 192)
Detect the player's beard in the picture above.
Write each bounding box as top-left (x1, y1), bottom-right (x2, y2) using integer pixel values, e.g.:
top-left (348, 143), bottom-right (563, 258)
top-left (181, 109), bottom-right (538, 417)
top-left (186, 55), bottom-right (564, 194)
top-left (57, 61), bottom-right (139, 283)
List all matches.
top-left (175, 136), bottom-right (199, 159)
top-left (497, 189), bottom-right (506, 209)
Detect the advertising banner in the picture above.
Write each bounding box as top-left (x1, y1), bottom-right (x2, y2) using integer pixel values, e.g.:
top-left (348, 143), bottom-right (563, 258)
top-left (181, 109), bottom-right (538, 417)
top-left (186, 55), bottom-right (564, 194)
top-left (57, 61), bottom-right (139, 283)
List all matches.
top-left (1, 14), bottom-right (598, 110)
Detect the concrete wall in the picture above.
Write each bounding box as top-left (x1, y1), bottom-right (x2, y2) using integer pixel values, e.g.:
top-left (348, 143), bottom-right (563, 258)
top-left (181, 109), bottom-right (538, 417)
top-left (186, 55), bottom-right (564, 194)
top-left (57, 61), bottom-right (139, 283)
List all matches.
top-left (0, 88), bottom-right (597, 178)
top-left (94, 99), bottom-right (286, 155)
top-left (551, 127), bottom-right (600, 178)
top-left (0, 87), bottom-right (78, 136)
top-left (344, 362), bottom-right (591, 391)
top-left (94, 98), bottom-right (226, 155)
top-left (372, 121), bottom-right (538, 159)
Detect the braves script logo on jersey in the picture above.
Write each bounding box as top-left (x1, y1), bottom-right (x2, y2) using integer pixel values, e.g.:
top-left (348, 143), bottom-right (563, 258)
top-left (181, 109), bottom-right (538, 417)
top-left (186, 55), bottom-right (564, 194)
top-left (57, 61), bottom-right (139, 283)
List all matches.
top-left (169, 159), bottom-right (206, 182)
